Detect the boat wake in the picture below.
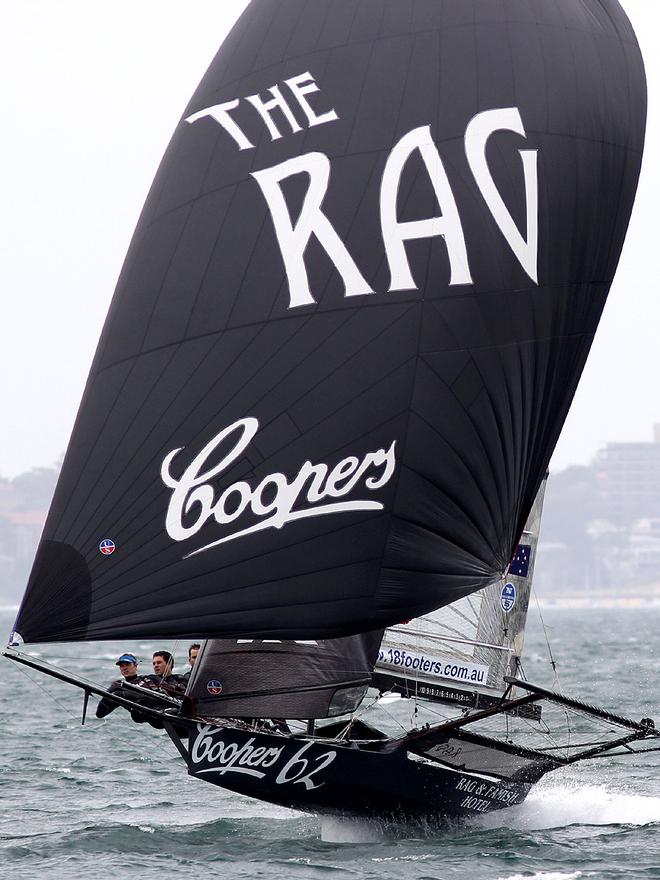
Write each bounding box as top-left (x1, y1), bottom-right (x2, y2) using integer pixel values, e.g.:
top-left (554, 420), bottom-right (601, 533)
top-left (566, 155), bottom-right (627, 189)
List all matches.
top-left (475, 780), bottom-right (660, 830)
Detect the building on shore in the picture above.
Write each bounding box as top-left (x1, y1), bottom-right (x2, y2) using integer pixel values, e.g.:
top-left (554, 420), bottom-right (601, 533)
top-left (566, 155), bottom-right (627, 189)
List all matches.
top-left (593, 424), bottom-right (660, 527)
top-left (536, 426), bottom-right (660, 597)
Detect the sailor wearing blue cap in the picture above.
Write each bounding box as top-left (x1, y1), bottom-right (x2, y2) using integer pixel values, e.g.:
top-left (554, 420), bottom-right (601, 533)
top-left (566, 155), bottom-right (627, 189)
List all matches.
top-left (96, 653), bottom-right (144, 718)
top-left (116, 653), bottom-right (138, 666)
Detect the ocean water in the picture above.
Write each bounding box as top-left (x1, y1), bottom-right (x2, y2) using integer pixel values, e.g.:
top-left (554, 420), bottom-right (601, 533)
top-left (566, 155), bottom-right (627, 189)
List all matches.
top-left (2, 605), bottom-right (660, 879)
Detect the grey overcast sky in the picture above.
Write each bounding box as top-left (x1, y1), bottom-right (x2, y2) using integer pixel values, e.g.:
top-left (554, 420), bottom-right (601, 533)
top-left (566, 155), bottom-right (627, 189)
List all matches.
top-left (1, 1), bottom-right (658, 479)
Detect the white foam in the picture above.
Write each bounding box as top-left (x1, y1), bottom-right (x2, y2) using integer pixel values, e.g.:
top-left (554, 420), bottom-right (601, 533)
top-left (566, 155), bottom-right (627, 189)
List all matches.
top-left (372, 854), bottom-right (434, 862)
top-left (477, 779), bottom-right (660, 830)
top-left (321, 816), bottom-right (384, 843)
top-left (495, 873), bottom-right (581, 880)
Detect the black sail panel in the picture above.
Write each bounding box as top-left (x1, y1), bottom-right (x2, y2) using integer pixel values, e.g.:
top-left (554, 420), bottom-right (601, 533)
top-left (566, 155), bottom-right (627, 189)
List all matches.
top-left (14, 0), bottom-right (646, 643)
top-left (185, 633), bottom-right (382, 719)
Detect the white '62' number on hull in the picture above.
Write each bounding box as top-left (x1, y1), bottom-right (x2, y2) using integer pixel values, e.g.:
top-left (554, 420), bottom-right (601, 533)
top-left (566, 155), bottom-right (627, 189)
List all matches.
top-left (276, 742), bottom-right (337, 790)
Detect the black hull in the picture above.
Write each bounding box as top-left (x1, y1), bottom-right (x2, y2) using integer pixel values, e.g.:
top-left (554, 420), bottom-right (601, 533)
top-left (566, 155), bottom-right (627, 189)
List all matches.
top-left (167, 721), bottom-right (532, 824)
top-left (7, 650), bottom-right (657, 828)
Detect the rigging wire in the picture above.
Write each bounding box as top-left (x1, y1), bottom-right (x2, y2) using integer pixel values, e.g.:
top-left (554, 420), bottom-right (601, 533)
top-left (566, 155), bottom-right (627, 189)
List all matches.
top-left (10, 654), bottom-right (190, 765)
top-left (12, 661), bottom-right (80, 722)
top-left (352, 691), bottom-right (410, 734)
top-left (532, 585), bottom-right (562, 690)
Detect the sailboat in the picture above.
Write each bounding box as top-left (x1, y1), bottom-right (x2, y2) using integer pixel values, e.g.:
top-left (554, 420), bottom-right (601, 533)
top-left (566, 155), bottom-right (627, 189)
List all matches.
top-left (5, 0), bottom-right (657, 826)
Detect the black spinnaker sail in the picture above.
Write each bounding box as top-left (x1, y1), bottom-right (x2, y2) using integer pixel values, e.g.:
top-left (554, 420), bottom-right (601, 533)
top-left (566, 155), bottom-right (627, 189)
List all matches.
top-left (14, 0), bottom-right (646, 645)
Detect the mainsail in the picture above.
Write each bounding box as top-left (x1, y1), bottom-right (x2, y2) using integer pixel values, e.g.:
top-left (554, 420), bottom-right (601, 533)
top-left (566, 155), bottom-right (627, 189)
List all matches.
top-left (375, 479), bottom-right (547, 705)
top-left (13, 0), bottom-right (646, 646)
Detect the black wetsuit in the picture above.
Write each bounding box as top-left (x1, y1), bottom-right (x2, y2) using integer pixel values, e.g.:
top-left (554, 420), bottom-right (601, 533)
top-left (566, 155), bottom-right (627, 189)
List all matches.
top-left (142, 673), bottom-right (187, 694)
top-left (95, 674), bottom-right (146, 718)
top-left (128, 674), bottom-right (188, 732)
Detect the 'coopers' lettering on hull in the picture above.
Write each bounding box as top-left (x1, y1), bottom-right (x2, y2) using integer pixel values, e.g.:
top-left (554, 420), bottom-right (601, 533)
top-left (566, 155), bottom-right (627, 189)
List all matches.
top-left (191, 726), bottom-right (283, 778)
top-left (161, 417), bottom-right (396, 556)
top-left (190, 725), bottom-right (337, 791)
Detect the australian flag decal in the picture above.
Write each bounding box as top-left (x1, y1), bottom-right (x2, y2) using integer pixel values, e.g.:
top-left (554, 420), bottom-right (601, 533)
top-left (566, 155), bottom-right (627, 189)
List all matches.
top-left (509, 544), bottom-right (531, 578)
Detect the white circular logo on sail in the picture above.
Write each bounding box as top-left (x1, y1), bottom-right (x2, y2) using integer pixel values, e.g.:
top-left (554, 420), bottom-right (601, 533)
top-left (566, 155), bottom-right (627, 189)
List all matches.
top-left (500, 582), bottom-right (516, 613)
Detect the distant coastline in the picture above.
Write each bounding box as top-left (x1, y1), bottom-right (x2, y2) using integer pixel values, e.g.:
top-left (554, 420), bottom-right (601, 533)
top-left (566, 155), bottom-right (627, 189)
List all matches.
top-left (535, 583), bottom-right (660, 610)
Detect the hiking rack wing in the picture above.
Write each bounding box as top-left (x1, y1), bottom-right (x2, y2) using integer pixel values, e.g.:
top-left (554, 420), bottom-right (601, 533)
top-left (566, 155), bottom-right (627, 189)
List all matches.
top-left (3, 647), bottom-right (182, 724)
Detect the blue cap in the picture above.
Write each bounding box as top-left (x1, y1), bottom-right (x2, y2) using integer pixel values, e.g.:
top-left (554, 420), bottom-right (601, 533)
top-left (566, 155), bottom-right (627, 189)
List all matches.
top-left (116, 653), bottom-right (138, 665)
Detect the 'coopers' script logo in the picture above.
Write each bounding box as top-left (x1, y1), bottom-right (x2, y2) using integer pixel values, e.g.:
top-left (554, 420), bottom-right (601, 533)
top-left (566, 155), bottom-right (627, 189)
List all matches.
top-left (161, 417), bottom-right (396, 557)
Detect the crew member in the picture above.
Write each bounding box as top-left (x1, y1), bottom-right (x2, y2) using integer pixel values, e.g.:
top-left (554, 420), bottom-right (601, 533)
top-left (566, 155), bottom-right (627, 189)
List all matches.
top-left (181, 643), bottom-right (200, 682)
top-left (145, 650), bottom-right (187, 692)
top-left (96, 653), bottom-right (145, 718)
